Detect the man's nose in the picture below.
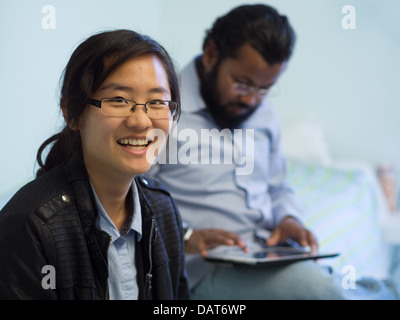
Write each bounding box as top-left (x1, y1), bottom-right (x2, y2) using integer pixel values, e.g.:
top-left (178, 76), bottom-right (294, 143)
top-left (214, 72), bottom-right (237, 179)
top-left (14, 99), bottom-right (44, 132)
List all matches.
top-left (238, 92), bottom-right (259, 107)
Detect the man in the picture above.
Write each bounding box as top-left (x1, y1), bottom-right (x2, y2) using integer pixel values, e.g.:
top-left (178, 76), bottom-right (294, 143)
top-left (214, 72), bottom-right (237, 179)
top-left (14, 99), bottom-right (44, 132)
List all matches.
top-left (147, 4), bottom-right (398, 299)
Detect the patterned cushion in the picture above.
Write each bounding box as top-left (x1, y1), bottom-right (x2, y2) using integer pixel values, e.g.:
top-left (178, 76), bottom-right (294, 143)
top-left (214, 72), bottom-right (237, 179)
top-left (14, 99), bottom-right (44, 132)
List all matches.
top-left (287, 160), bottom-right (389, 278)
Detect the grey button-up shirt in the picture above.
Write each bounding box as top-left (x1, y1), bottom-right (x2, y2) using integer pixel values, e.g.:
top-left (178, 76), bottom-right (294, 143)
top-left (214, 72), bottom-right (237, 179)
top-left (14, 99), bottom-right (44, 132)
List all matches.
top-left (147, 58), bottom-right (302, 287)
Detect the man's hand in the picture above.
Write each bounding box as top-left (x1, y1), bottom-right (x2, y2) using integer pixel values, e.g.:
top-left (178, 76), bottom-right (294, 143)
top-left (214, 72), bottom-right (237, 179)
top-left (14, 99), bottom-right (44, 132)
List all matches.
top-left (266, 216), bottom-right (318, 253)
top-left (185, 228), bottom-right (248, 257)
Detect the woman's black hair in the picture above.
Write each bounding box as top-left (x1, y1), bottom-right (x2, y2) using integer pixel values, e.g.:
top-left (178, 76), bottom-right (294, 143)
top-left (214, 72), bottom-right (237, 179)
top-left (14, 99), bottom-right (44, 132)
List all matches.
top-left (203, 4), bottom-right (296, 64)
top-left (36, 29), bottom-right (180, 177)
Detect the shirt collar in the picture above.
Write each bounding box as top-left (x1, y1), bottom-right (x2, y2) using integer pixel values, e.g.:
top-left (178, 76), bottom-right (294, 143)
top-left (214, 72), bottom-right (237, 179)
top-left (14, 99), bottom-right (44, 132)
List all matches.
top-left (130, 180), bottom-right (142, 240)
top-left (91, 180), bottom-right (142, 243)
top-left (179, 56), bottom-right (208, 114)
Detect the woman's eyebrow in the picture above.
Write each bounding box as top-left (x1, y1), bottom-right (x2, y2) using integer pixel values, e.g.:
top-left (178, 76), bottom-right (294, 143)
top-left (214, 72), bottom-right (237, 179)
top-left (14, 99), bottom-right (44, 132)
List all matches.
top-left (148, 86), bottom-right (170, 95)
top-left (97, 83), bottom-right (169, 95)
top-left (98, 83), bottom-right (134, 93)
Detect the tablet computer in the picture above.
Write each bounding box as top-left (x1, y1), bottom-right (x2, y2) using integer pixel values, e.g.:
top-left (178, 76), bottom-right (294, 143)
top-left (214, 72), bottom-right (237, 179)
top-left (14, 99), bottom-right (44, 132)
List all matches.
top-left (204, 244), bottom-right (339, 266)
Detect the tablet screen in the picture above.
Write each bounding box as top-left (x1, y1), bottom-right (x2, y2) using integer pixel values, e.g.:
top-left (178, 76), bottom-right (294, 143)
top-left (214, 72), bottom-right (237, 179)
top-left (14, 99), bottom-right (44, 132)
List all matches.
top-left (205, 245), bottom-right (339, 265)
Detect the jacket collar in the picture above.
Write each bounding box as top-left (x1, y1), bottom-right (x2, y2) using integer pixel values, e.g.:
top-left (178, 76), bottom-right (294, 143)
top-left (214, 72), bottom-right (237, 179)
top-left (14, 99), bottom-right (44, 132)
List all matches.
top-left (64, 157), bottom-right (98, 234)
top-left (64, 158), bottom-right (156, 299)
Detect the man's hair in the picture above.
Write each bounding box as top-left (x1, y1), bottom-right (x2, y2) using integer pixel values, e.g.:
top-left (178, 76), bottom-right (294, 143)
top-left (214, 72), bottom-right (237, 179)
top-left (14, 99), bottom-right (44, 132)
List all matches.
top-left (203, 4), bottom-right (296, 64)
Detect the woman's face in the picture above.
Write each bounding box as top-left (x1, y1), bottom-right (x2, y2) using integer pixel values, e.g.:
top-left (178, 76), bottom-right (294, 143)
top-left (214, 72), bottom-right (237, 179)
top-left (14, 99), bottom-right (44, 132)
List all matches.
top-left (78, 54), bottom-right (172, 182)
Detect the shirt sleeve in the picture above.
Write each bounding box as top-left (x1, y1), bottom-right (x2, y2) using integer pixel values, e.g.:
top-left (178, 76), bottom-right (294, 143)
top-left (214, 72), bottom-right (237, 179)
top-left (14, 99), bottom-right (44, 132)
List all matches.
top-left (267, 123), bottom-right (304, 228)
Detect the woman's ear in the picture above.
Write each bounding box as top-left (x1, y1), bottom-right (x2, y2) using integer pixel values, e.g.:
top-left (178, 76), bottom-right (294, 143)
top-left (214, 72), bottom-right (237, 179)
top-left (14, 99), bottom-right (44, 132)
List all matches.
top-left (61, 100), bottom-right (80, 131)
top-left (202, 40), bottom-right (219, 73)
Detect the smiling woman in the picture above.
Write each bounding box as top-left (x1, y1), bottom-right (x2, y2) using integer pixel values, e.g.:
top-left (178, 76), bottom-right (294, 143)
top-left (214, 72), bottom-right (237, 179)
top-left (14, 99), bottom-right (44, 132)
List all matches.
top-left (37, 30), bottom-right (180, 179)
top-left (0, 29), bottom-right (189, 300)
top-left (78, 55), bottom-right (174, 192)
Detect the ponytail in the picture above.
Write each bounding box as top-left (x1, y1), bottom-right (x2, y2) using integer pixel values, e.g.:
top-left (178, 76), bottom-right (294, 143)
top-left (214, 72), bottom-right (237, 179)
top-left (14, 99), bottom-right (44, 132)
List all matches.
top-left (36, 126), bottom-right (82, 177)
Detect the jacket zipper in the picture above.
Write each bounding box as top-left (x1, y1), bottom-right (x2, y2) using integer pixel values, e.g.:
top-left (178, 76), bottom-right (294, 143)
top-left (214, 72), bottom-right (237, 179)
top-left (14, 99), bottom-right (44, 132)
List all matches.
top-left (144, 218), bottom-right (156, 298)
top-left (104, 236), bottom-right (112, 300)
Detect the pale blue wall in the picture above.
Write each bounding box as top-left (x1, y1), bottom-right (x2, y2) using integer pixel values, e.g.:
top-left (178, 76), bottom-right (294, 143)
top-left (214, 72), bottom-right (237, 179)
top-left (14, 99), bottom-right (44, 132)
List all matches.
top-left (1, 0), bottom-right (399, 208)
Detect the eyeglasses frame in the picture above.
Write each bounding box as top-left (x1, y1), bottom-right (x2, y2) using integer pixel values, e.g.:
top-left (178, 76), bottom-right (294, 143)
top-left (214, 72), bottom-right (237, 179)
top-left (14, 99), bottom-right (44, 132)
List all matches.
top-left (88, 98), bottom-right (179, 119)
top-left (232, 82), bottom-right (270, 98)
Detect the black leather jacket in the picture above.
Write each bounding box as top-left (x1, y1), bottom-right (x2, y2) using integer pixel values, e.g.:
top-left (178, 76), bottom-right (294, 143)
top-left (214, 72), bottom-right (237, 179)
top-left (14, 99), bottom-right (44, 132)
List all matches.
top-left (0, 158), bottom-right (189, 300)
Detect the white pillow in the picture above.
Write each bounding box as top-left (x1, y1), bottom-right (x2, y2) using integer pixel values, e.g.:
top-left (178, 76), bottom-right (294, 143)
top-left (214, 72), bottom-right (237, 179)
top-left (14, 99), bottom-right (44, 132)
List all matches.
top-left (281, 119), bottom-right (332, 165)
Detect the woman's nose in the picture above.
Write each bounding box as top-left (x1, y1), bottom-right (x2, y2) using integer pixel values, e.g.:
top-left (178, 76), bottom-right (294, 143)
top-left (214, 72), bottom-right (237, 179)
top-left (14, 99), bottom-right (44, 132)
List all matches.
top-left (125, 106), bottom-right (152, 129)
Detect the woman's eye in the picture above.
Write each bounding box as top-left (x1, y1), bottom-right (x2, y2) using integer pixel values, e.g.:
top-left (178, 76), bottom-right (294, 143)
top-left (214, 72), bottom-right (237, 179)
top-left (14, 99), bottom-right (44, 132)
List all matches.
top-left (149, 100), bottom-right (167, 106)
top-left (111, 97), bottom-right (128, 104)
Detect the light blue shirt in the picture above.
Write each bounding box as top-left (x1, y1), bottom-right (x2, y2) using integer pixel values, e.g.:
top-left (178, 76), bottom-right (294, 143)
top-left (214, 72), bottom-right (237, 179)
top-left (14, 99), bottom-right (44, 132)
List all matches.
top-left (91, 180), bottom-right (142, 300)
top-left (147, 58), bottom-right (303, 287)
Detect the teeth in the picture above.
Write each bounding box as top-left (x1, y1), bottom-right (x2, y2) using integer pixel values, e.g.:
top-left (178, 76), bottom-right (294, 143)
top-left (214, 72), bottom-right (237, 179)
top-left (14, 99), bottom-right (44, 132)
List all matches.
top-left (125, 145), bottom-right (147, 150)
top-left (118, 138), bottom-right (149, 146)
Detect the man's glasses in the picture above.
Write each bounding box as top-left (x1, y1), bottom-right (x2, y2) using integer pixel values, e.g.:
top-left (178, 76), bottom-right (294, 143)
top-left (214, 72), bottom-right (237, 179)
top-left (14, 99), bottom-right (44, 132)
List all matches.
top-left (89, 97), bottom-right (179, 120)
top-left (232, 82), bottom-right (270, 98)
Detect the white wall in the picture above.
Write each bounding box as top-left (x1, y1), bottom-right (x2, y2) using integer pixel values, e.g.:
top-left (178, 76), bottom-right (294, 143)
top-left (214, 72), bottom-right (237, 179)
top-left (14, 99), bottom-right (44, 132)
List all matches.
top-left (1, 0), bottom-right (399, 208)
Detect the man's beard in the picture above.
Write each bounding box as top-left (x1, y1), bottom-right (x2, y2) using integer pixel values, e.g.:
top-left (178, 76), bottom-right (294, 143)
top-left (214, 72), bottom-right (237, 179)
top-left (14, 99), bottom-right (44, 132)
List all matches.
top-left (199, 61), bottom-right (258, 130)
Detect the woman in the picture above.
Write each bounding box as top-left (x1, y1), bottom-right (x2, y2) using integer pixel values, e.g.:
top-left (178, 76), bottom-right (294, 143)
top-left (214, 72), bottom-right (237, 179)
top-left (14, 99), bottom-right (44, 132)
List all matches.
top-left (0, 29), bottom-right (189, 300)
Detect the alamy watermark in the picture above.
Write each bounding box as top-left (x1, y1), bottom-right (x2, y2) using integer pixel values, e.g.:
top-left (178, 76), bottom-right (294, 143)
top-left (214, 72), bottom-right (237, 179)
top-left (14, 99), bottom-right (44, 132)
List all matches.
top-left (41, 5), bottom-right (56, 30)
top-left (341, 265), bottom-right (357, 290)
top-left (41, 265), bottom-right (56, 290)
top-left (41, 263), bottom-right (357, 291)
top-left (146, 124), bottom-right (255, 176)
top-left (341, 5), bottom-right (356, 30)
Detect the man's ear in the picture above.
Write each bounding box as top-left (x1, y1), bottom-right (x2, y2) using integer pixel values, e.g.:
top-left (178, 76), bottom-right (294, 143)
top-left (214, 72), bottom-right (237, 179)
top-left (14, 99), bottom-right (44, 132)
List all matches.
top-left (202, 40), bottom-right (219, 72)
